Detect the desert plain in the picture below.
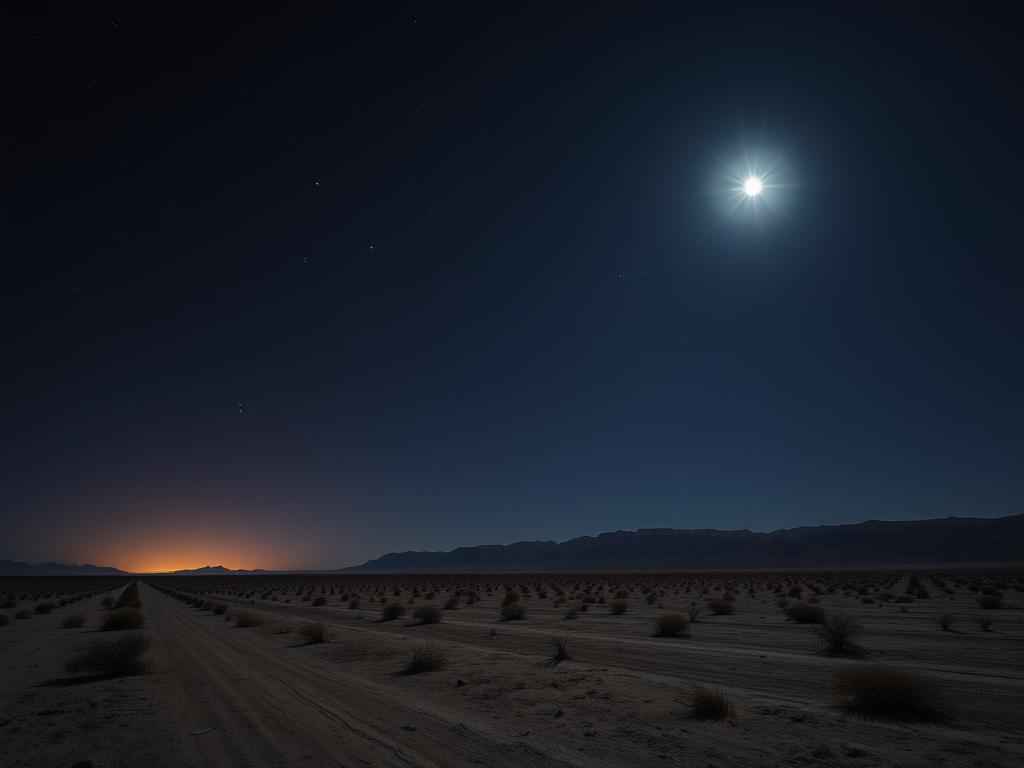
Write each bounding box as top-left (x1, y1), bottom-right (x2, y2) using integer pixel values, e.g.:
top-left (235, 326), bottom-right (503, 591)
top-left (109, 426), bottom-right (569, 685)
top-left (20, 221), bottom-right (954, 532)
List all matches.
top-left (1, 570), bottom-right (1022, 767)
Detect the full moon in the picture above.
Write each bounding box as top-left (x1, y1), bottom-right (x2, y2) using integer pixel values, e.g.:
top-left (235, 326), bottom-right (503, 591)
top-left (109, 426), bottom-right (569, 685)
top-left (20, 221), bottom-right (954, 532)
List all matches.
top-left (743, 176), bottom-right (764, 197)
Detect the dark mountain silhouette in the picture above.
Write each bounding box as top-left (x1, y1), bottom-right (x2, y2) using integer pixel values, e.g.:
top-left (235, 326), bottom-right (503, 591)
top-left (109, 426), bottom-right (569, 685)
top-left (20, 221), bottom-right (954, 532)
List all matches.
top-left (167, 565), bottom-right (269, 575)
top-left (346, 514), bottom-right (1024, 572)
top-left (0, 559), bottom-right (127, 576)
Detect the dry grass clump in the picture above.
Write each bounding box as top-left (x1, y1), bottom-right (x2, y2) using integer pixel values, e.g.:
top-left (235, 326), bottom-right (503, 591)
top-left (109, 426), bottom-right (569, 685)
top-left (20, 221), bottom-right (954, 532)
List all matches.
top-left (102, 607), bottom-right (143, 631)
top-left (500, 602), bottom-right (526, 621)
top-left (682, 684), bottom-right (735, 720)
top-left (654, 613), bottom-right (690, 637)
top-left (234, 611), bottom-right (263, 628)
top-left (976, 594), bottom-right (1004, 609)
top-left (707, 598), bottom-right (734, 615)
top-left (381, 603), bottom-right (406, 621)
top-left (815, 615), bottom-right (863, 654)
top-left (608, 599), bottom-right (628, 615)
top-left (404, 643), bottom-right (449, 674)
top-left (297, 622), bottom-right (329, 644)
top-left (62, 614), bottom-right (87, 629)
top-left (786, 603), bottom-right (827, 624)
top-left (66, 632), bottom-right (150, 677)
top-left (549, 631), bottom-right (570, 664)
top-left (413, 605), bottom-right (442, 624)
top-left (833, 664), bottom-right (947, 721)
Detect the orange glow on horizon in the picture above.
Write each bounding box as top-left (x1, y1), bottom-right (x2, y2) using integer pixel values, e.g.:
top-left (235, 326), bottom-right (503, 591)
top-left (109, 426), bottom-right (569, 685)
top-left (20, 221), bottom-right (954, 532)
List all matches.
top-left (55, 507), bottom-right (325, 573)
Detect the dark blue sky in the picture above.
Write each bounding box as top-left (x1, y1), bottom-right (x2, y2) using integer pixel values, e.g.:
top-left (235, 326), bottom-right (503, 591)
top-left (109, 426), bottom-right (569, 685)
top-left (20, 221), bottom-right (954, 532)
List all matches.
top-left (2, 3), bottom-right (1021, 570)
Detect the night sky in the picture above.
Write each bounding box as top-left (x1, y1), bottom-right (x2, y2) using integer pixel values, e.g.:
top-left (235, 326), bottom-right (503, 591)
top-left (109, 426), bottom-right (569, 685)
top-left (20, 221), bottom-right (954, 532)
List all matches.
top-left (3, 4), bottom-right (1021, 571)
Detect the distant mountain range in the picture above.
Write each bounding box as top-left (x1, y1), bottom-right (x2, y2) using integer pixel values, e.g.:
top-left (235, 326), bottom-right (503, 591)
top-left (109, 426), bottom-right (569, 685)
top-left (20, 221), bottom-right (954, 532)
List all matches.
top-left (346, 514), bottom-right (1024, 572)
top-left (166, 565), bottom-right (270, 575)
top-left (5, 515), bottom-right (1021, 576)
top-left (0, 559), bottom-right (127, 576)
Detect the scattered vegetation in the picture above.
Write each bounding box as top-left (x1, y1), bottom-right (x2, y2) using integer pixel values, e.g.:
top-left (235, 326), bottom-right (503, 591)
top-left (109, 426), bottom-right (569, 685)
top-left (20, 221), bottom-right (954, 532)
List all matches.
top-left (65, 633), bottom-right (150, 677)
top-left (413, 605), bottom-right (442, 624)
top-left (682, 684), bottom-right (735, 720)
top-left (549, 631), bottom-right (570, 664)
top-left (62, 614), bottom-right (87, 629)
top-left (234, 611), bottom-right (263, 628)
top-left (977, 593), bottom-right (1004, 609)
top-left (654, 613), bottom-right (690, 637)
top-left (707, 598), bottom-right (734, 615)
top-left (102, 607), bottom-right (144, 631)
top-left (297, 621), bottom-right (329, 644)
top-left (381, 603), bottom-right (406, 621)
top-left (500, 602), bottom-right (526, 621)
top-left (833, 664), bottom-right (947, 721)
top-left (404, 643), bottom-right (449, 674)
top-left (815, 615), bottom-right (863, 654)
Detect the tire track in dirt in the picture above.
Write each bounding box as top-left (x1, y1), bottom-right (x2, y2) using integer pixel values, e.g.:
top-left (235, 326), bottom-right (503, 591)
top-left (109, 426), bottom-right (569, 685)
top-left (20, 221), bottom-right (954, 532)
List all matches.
top-left (142, 582), bottom-right (588, 768)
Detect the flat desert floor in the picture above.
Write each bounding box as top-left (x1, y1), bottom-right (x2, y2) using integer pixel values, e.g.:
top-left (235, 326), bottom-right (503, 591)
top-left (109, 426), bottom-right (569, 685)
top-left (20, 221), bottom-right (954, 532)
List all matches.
top-left (2, 573), bottom-right (1023, 767)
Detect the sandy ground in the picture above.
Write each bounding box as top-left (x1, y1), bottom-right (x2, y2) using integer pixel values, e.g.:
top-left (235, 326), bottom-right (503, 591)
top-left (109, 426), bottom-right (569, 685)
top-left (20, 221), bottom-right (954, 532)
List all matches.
top-left (2, 575), bottom-right (1023, 767)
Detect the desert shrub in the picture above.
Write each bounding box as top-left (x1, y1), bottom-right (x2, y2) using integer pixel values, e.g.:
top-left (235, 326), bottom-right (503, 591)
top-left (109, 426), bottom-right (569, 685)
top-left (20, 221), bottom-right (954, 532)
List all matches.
top-left (16, 609), bottom-right (31, 619)
top-left (549, 631), bottom-right (570, 664)
top-left (348, 598), bottom-right (360, 609)
top-left (62, 614), bottom-right (87, 629)
top-left (212, 603), bottom-right (227, 615)
top-left (707, 598), bottom-right (734, 615)
top-left (687, 603), bottom-right (703, 621)
top-left (786, 603), bottom-right (827, 624)
top-left (444, 596), bottom-right (459, 610)
top-left (500, 602), bottom-right (526, 621)
top-left (101, 597), bottom-right (115, 608)
top-left (609, 599), bottom-right (628, 615)
top-left (937, 613), bottom-right (955, 631)
top-left (297, 622), bottom-right (328, 644)
top-left (974, 613), bottom-right (992, 631)
top-left (501, 592), bottom-right (521, 607)
top-left (683, 684), bottom-right (735, 720)
top-left (234, 611), bottom-right (263, 628)
top-left (413, 605), bottom-right (442, 624)
top-left (65, 632), bottom-right (150, 677)
top-left (977, 594), bottom-right (1004, 610)
top-left (833, 664), bottom-right (947, 721)
top-left (815, 615), bottom-right (863, 654)
top-left (35, 602), bottom-right (56, 614)
top-left (654, 613), bottom-right (690, 637)
top-left (404, 643), bottom-right (449, 674)
top-left (312, 596), bottom-right (327, 606)
top-left (563, 606), bottom-right (579, 620)
top-left (381, 603), bottom-right (406, 621)
top-left (0, 614), bottom-right (8, 626)
top-left (102, 607), bottom-right (143, 631)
